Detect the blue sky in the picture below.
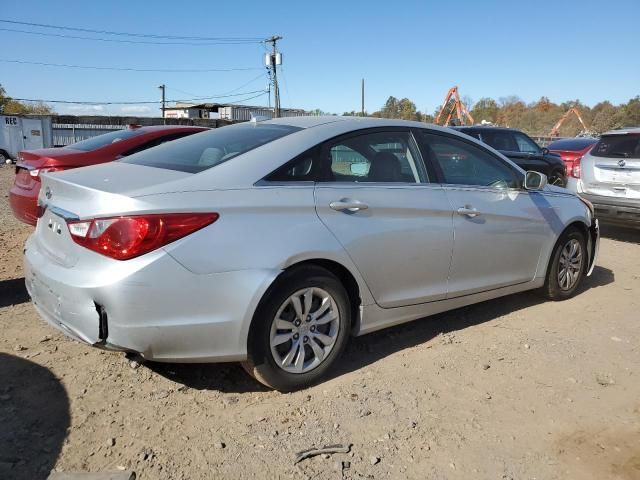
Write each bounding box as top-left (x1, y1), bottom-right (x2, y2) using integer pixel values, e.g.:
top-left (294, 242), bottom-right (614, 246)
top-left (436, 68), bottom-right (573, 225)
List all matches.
top-left (1, 0), bottom-right (639, 116)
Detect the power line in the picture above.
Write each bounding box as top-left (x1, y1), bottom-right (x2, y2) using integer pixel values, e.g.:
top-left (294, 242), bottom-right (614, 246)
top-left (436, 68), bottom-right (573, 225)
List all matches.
top-left (12, 91), bottom-right (268, 106)
top-left (0, 19), bottom-right (265, 42)
top-left (166, 73), bottom-right (269, 99)
top-left (0, 59), bottom-right (262, 73)
top-left (0, 27), bottom-right (263, 45)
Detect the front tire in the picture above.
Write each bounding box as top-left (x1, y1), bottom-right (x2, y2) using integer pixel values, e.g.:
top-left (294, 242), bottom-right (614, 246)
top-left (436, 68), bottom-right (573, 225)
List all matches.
top-left (242, 265), bottom-right (351, 391)
top-left (543, 228), bottom-right (587, 300)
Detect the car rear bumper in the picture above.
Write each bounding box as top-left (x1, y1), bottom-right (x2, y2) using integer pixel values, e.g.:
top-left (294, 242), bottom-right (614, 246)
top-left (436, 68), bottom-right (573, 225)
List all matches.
top-left (580, 193), bottom-right (640, 227)
top-left (24, 236), bottom-right (279, 362)
top-left (9, 185), bottom-right (39, 226)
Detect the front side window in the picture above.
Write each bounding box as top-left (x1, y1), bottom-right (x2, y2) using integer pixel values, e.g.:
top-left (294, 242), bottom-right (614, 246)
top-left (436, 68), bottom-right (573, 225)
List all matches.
top-left (121, 123), bottom-right (301, 173)
top-left (266, 130), bottom-right (427, 183)
top-left (591, 134), bottom-right (640, 158)
top-left (514, 132), bottom-right (541, 154)
top-left (419, 133), bottom-right (519, 188)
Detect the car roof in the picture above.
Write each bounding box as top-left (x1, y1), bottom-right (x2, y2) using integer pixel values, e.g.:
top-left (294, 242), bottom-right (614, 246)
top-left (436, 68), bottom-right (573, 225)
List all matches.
top-left (452, 125), bottom-right (522, 133)
top-left (133, 125), bottom-right (209, 133)
top-left (601, 127), bottom-right (640, 136)
top-left (263, 115), bottom-right (459, 133)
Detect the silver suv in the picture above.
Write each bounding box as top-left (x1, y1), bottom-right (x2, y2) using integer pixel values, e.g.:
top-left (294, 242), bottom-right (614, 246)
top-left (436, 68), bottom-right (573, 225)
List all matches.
top-left (571, 128), bottom-right (640, 227)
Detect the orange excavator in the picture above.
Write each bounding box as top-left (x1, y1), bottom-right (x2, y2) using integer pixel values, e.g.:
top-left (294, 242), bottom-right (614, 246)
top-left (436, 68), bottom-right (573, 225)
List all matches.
top-left (548, 108), bottom-right (588, 137)
top-left (434, 86), bottom-right (474, 126)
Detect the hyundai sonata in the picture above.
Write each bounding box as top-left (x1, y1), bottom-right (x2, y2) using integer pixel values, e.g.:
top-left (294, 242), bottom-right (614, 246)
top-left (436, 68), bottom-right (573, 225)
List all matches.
top-left (25, 117), bottom-right (599, 391)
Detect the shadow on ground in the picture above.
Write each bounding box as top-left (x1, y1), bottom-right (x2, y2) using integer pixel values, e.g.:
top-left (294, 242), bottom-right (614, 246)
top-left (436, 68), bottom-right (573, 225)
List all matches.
top-left (600, 224), bottom-right (640, 244)
top-left (0, 278), bottom-right (30, 309)
top-left (0, 353), bottom-right (70, 480)
top-left (149, 265), bottom-right (615, 393)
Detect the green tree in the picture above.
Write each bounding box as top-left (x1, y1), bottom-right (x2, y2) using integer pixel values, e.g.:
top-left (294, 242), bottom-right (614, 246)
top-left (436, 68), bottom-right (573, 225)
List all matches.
top-left (471, 97), bottom-right (499, 123)
top-left (0, 84), bottom-right (54, 114)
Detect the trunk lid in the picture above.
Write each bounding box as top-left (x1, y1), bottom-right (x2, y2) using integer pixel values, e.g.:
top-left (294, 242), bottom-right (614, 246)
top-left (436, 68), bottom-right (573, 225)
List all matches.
top-left (36, 162), bottom-right (193, 264)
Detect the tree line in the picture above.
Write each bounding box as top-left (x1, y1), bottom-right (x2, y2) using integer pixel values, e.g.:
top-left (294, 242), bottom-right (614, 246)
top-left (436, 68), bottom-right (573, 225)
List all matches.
top-left (344, 95), bottom-right (640, 136)
top-left (0, 84), bottom-right (53, 115)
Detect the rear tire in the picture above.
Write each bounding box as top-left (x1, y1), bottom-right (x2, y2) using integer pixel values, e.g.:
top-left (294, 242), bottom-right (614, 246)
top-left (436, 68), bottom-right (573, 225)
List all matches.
top-left (543, 228), bottom-right (587, 300)
top-left (242, 265), bottom-right (351, 392)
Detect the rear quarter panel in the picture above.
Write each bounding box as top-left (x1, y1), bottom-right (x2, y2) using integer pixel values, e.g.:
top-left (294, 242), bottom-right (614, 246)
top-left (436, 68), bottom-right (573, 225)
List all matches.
top-left (151, 187), bottom-right (376, 306)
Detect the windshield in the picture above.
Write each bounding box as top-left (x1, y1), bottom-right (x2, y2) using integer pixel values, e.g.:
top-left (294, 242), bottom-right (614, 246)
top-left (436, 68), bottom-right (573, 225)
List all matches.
top-left (66, 129), bottom-right (146, 151)
top-left (120, 123), bottom-right (302, 173)
top-left (591, 134), bottom-right (640, 158)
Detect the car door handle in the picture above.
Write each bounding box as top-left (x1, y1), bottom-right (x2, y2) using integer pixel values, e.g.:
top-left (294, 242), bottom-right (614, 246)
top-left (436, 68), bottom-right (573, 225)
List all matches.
top-left (457, 205), bottom-right (480, 217)
top-left (329, 199), bottom-right (369, 212)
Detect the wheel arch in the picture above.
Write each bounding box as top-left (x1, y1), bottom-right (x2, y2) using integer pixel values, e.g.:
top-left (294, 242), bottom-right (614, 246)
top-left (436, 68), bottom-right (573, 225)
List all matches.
top-left (247, 257), bottom-right (365, 353)
top-left (544, 219), bottom-right (590, 278)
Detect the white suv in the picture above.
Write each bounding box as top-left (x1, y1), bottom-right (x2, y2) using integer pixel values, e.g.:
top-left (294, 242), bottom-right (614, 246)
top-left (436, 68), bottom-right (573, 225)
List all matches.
top-left (570, 128), bottom-right (640, 227)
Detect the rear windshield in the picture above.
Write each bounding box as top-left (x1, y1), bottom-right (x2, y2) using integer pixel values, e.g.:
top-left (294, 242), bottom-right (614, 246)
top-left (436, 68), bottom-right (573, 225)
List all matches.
top-left (120, 123), bottom-right (302, 173)
top-left (66, 129), bottom-right (146, 151)
top-left (591, 134), bottom-right (640, 158)
top-left (547, 138), bottom-right (597, 151)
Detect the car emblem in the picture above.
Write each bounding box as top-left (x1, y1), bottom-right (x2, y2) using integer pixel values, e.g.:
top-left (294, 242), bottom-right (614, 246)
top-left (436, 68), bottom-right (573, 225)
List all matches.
top-left (45, 186), bottom-right (52, 199)
top-left (618, 159), bottom-right (626, 167)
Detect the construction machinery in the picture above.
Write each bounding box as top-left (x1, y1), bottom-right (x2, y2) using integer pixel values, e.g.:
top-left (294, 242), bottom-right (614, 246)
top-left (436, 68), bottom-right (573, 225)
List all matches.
top-left (548, 108), bottom-right (589, 137)
top-left (434, 86), bottom-right (474, 126)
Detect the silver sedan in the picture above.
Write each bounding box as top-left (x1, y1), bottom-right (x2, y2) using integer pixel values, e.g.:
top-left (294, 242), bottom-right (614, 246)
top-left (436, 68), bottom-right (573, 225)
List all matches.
top-left (25, 117), bottom-right (599, 391)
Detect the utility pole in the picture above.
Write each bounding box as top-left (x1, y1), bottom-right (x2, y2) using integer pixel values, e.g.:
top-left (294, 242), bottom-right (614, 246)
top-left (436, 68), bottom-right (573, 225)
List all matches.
top-left (265, 35), bottom-right (282, 117)
top-left (361, 78), bottom-right (365, 117)
top-left (158, 84), bottom-right (166, 124)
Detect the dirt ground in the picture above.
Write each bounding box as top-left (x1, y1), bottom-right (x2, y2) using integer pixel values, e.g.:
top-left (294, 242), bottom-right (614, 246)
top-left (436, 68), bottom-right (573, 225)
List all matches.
top-left (1, 163), bottom-right (639, 480)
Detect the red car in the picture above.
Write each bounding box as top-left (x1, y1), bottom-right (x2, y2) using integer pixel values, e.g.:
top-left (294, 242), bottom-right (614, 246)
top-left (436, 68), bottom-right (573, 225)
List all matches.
top-left (9, 125), bottom-right (208, 225)
top-left (547, 137), bottom-right (598, 180)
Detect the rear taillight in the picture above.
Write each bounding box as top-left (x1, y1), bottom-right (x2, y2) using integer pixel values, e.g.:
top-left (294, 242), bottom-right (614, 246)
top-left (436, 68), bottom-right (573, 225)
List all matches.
top-left (30, 166), bottom-right (66, 178)
top-left (572, 157), bottom-right (582, 179)
top-left (66, 213), bottom-right (219, 260)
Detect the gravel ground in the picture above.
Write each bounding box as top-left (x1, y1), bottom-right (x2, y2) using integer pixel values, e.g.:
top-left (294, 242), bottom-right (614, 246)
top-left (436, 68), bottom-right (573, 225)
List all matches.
top-left (1, 163), bottom-right (639, 480)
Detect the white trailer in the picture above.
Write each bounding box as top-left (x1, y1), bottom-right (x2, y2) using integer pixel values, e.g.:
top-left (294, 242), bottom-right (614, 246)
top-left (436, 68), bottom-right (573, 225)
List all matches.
top-left (0, 115), bottom-right (53, 163)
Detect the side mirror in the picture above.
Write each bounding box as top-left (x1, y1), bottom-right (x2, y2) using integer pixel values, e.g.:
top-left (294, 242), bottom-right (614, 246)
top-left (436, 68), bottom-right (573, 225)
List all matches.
top-left (524, 170), bottom-right (548, 190)
top-left (541, 147), bottom-right (550, 155)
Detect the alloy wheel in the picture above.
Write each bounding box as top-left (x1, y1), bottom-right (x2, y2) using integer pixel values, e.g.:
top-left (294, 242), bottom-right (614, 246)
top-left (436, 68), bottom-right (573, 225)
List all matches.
top-left (557, 239), bottom-right (583, 290)
top-left (269, 287), bottom-right (340, 374)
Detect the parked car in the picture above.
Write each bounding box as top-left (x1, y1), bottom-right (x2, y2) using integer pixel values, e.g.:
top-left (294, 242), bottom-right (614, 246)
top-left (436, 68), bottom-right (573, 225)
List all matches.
top-left (569, 128), bottom-right (640, 227)
top-left (9, 125), bottom-right (208, 225)
top-left (452, 126), bottom-right (567, 186)
top-left (547, 137), bottom-right (598, 180)
top-left (25, 117), bottom-right (599, 391)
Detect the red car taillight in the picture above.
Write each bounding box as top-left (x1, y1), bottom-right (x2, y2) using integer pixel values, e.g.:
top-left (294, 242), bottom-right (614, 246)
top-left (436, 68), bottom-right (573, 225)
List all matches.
top-left (29, 166), bottom-right (66, 178)
top-left (66, 213), bottom-right (219, 260)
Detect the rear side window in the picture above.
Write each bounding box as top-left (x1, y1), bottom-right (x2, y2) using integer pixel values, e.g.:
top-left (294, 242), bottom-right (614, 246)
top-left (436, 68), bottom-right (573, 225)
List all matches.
top-left (66, 129), bottom-right (146, 151)
top-left (514, 132), bottom-right (540, 154)
top-left (591, 134), bottom-right (640, 159)
top-left (120, 123), bottom-right (301, 173)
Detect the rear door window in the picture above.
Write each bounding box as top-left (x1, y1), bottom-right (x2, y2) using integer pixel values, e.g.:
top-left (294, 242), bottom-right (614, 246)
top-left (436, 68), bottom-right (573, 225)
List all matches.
top-left (266, 130), bottom-right (427, 183)
top-left (479, 131), bottom-right (519, 151)
top-left (591, 134), bottom-right (640, 158)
